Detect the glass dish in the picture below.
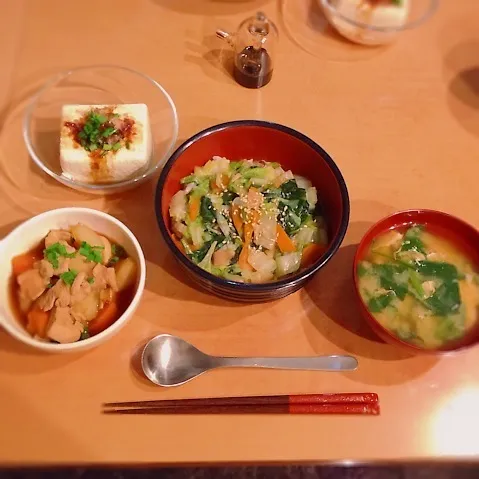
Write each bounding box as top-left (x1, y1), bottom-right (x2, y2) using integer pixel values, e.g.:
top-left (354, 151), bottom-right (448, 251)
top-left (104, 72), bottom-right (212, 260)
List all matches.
top-left (23, 65), bottom-right (178, 194)
top-left (319, 0), bottom-right (439, 46)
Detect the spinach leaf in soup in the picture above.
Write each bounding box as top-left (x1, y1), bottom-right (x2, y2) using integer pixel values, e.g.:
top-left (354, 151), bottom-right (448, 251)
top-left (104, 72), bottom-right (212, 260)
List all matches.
top-left (368, 292), bottom-right (395, 313)
top-left (415, 261), bottom-right (459, 281)
top-left (357, 262), bottom-right (370, 277)
top-left (425, 281), bottom-right (461, 316)
top-left (435, 316), bottom-right (463, 342)
top-left (372, 263), bottom-right (409, 300)
top-left (399, 226), bottom-right (426, 254)
top-left (200, 196), bottom-right (216, 224)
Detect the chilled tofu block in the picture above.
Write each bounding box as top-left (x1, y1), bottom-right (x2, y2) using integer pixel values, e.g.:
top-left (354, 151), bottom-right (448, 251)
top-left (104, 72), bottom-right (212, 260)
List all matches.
top-left (60, 104), bottom-right (152, 184)
top-left (327, 0), bottom-right (410, 44)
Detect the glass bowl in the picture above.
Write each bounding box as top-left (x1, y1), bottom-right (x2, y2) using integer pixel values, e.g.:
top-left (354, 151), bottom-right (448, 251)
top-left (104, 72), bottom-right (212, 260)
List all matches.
top-left (319, 0), bottom-right (439, 46)
top-left (23, 65), bottom-right (179, 195)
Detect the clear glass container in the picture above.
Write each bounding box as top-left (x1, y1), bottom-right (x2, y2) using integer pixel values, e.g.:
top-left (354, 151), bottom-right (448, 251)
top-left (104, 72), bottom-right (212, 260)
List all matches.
top-left (217, 12), bottom-right (279, 89)
top-left (23, 65), bottom-right (179, 195)
top-left (320, 0), bottom-right (439, 46)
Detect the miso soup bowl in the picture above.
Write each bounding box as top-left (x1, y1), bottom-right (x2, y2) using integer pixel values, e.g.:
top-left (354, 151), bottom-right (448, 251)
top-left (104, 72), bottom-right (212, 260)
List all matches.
top-left (155, 120), bottom-right (350, 302)
top-left (0, 208), bottom-right (146, 353)
top-left (353, 209), bottom-right (479, 354)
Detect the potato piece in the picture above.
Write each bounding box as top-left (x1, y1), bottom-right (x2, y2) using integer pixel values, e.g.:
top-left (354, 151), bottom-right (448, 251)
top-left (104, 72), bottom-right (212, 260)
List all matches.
top-left (69, 255), bottom-right (95, 274)
top-left (71, 292), bottom-right (100, 322)
top-left (71, 224), bottom-right (103, 248)
top-left (114, 257), bottom-right (137, 292)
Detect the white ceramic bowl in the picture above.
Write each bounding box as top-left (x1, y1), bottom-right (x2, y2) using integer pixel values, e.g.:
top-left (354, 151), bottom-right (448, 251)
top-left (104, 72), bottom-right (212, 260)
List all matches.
top-left (0, 208), bottom-right (146, 353)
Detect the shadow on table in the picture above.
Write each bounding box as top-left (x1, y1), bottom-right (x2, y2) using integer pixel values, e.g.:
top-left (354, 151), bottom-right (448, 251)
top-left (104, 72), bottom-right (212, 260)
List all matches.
top-left (184, 34), bottom-right (235, 86)
top-left (444, 43), bottom-right (479, 138)
top-left (150, 0), bottom-right (270, 16)
top-left (301, 221), bottom-right (438, 386)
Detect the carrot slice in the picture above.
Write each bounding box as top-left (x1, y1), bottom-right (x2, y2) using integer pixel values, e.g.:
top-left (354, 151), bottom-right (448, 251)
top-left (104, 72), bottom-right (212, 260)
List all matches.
top-left (276, 224), bottom-right (296, 253)
top-left (12, 253), bottom-right (40, 276)
top-left (188, 196), bottom-right (201, 221)
top-left (89, 301), bottom-right (119, 336)
top-left (210, 174), bottom-right (229, 193)
top-left (26, 308), bottom-right (50, 338)
top-left (231, 203), bottom-right (243, 237)
top-left (301, 243), bottom-right (327, 268)
top-left (238, 222), bottom-right (254, 271)
top-left (238, 246), bottom-right (253, 271)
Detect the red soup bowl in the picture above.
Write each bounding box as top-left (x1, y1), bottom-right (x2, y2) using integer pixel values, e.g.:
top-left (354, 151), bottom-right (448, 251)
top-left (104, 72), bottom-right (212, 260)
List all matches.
top-left (155, 120), bottom-right (350, 302)
top-left (353, 209), bottom-right (479, 354)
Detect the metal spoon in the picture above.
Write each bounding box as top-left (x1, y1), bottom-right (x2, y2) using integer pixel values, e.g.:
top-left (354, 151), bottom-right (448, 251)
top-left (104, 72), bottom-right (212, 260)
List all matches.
top-left (141, 334), bottom-right (358, 387)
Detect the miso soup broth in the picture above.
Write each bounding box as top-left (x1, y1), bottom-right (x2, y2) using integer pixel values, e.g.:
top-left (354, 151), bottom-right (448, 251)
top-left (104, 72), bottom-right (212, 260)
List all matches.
top-left (357, 224), bottom-right (479, 349)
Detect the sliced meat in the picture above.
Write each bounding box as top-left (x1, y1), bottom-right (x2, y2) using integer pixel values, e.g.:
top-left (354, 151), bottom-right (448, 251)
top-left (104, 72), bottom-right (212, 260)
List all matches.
top-left (172, 221), bottom-right (187, 239)
top-left (53, 257), bottom-right (70, 276)
top-left (45, 229), bottom-right (72, 248)
top-left (17, 269), bottom-right (48, 301)
top-left (71, 272), bottom-right (87, 296)
top-left (52, 280), bottom-right (71, 307)
top-left (47, 307), bottom-right (83, 343)
top-left (70, 272), bottom-right (92, 305)
top-left (36, 288), bottom-right (56, 312)
top-left (35, 259), bottom-right (54, 280)
top-left (213, 245), bottom-right (236, 267)
top-left (92, 263), bottom-right (108, 290)
top-left (100, 236), bottom-right (112, 265)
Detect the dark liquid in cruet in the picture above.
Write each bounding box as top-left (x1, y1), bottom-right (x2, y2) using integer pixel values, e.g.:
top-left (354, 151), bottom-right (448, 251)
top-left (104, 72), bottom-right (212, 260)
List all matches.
top-left (233, 46), bottom-right (273, 89)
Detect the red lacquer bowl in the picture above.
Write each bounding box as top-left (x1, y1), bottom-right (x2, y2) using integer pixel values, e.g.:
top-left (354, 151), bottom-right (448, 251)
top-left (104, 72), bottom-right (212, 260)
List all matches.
top-left (353, 209), bottom-right (479, 354)
top-left (155, 120), bottom-right (350, 302)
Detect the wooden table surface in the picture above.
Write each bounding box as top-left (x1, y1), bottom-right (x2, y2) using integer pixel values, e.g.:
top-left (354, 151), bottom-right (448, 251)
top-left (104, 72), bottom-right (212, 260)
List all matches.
top-left (1, 0), bottom-right (479, 467)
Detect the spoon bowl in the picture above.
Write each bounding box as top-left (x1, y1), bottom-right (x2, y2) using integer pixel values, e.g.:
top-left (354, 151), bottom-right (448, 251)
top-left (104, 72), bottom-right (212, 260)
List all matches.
top-left (141, 334), bottom-right (358, 387)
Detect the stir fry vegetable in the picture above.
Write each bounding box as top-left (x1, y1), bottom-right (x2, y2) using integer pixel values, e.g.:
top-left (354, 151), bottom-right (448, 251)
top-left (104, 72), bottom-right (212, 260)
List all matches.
top-left (168, 157), bottom-right (328, 283)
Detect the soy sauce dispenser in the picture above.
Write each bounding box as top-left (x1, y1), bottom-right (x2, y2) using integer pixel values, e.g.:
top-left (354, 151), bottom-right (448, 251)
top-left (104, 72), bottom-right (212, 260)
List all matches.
top-left (217, 12), bottom-right (278, 89)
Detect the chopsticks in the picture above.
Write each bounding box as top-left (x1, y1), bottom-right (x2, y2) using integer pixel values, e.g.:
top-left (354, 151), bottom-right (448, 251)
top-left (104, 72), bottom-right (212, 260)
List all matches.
top-left (103, 393), bottom-right (380, 415)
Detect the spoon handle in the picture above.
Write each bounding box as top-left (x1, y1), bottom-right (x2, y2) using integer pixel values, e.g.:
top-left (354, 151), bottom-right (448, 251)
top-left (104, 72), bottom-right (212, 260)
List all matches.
top-left (214, 355), bottom-right (358, 371)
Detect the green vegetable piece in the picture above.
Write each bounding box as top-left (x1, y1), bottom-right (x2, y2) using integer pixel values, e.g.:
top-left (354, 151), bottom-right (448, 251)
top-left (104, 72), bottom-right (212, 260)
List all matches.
top-left (399, 226), bottom-right (426, 254)
top-left (425, 281), bottom-right (461, 316)
top-left (222, 191), bottom-right (238, 205)
top-left (111, 243), bottom-right (127, 259)
top-left (102, 127), bottom-right (116, 137)
top-left (280, 180), bottom-right (307, 200)
top-left (87, 277), bottom-right (95, 284)
top-left (409, 270), bottom-right (424, 297)
top-left (79, 241), bottom-right (104, 263)
top-left (200, 196), bottom-right (216, 223)
top-left (189, 241), bottom-right (213, 263)
top-left (60, 269), bottom-right (78, 286)
top-left (372, 264), bottom-right (408, 300)
top-left (80, 327), bottom-right (90, 340)
top-left (368, 292), bottom-right (395, 313)
top-left (103, 144), bottom-right (112, 151)
top-left (357, 263), bottom-right (369, 277)
top-left (435, 317), bottom-right (462, 341)
top-left (43, 242), bottom-right (75, 269)
top-left (415, 261), bottom-right (459, 281)
top-left (112, 142), bottom-right (122, 151)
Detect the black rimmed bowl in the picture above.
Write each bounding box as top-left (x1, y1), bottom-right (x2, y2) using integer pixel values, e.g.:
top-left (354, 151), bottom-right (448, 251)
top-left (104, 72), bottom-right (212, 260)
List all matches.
top-left (155, 120), bottom-right (349, 302)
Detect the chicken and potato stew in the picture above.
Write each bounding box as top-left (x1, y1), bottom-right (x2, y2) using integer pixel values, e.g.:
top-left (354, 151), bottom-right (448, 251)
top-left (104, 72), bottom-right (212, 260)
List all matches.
top-left (10, 224), bottom-right (137, 343)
